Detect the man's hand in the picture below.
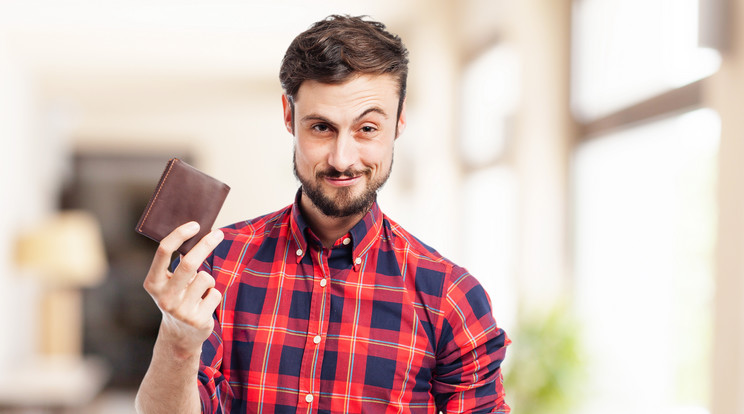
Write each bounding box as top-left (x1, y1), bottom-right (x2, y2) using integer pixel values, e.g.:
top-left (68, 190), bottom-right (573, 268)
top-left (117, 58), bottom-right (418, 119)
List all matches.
top-left (136, 222), bottom-right (223, 414)
top-left (143, 221), bottom-right (224, 359)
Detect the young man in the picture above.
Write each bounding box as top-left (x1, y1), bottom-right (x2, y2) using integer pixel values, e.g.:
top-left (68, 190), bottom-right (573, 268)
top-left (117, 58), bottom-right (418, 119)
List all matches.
top-left (136, 15), bottom-right (510, 414)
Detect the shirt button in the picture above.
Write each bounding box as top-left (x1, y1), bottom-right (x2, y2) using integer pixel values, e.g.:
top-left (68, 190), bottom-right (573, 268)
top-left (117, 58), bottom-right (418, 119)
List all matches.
top-left (342, 237), bottom-right (351, 245)
top-left (296, 248), bottom-right (303, 256)
top-left (305, 393), bottom-right (314, 403)
top-left (355, 257), bottom-right (362, 265)
top-left (313, 335), bottom-right (321, 344)
top-left (320, 278), bottom-right (327, 287)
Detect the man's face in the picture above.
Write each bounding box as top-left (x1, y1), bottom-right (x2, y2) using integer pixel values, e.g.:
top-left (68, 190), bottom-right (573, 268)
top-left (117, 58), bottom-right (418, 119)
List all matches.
top-left (283, 74), bottom-right (406, 218)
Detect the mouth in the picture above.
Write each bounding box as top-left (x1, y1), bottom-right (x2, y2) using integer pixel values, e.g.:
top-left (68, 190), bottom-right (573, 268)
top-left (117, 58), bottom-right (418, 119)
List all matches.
top-left (324, 175), bottom-right (362, 187)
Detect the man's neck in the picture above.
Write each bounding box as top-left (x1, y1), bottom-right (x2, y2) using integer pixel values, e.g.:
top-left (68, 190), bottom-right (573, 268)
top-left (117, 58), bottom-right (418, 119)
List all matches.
top-left (298, 193), bottom-right (366, 249)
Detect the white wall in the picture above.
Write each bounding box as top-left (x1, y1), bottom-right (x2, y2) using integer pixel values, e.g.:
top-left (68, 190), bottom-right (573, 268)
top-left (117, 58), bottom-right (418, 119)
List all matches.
top-left (0, 35), bottom-right (49, 367)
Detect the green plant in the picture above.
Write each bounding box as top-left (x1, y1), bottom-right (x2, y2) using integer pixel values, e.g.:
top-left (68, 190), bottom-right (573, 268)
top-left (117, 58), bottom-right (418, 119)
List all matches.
top-left (504, 303), bottom-right (585, 414)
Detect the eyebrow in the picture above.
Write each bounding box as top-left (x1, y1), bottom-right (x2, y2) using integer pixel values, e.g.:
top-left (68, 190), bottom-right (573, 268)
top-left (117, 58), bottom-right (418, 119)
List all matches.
top-left (300, 106), bottom-right (389, 127)
top-left (354, 107), bottom-right (388, 123)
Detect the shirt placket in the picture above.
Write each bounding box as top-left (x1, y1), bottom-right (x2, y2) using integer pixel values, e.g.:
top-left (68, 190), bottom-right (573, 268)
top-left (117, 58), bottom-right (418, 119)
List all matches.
top-left (297, 245), bottom-right (331, 413)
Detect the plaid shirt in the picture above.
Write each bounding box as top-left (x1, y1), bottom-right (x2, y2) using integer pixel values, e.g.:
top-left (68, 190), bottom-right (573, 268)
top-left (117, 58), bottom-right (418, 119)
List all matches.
top-left (196, 193), bottom-right (510, 413)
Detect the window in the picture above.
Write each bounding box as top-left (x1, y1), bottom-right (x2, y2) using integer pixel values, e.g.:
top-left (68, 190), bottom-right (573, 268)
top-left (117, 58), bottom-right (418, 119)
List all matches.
top-left (573, 109), bottom-right (718, 413)
top-left (572, 0), bottom-right (720, 121)
top-left (571, 1), bottom-right (723, 411)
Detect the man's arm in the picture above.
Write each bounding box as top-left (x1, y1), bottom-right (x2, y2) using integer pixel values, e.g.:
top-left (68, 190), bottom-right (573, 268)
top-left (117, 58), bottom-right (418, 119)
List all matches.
top-left (135, 222), bottom-right (224, 414)
top-left (433, 271), bottom-right (511, 413)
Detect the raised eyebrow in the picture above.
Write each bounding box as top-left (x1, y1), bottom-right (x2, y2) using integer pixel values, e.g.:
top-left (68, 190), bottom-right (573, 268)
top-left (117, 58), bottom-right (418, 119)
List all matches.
top-left (300, 107), bottom-right (388, 127)
top-left (354, 107), bottom-right (388, 124)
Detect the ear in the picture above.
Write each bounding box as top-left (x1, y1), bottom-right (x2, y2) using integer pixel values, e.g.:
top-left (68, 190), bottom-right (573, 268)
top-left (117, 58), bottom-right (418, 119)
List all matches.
top-left (281, 94), bottom-right (294, 135)
top-left (395, 98), bottom-right (407, 139)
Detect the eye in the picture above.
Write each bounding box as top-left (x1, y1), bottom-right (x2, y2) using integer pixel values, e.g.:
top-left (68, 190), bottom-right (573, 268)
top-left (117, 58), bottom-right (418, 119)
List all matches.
top-left (360, 125), bottom-right (378, 134)
top-left (311, 123), bottom-right (333, 134)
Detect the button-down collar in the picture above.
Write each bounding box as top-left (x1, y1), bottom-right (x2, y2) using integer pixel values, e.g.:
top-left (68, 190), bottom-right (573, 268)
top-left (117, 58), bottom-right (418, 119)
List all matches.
top-left (288, 189), bottom-right (384, 270)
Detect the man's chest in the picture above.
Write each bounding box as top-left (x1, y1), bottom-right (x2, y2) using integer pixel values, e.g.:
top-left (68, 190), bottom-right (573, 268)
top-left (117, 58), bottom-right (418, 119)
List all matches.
top-left (215, 258), bottom-right (440, 412)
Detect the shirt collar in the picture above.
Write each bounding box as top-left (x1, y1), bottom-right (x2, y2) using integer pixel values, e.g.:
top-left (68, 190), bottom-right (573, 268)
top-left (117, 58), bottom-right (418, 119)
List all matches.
top-left (289, 189), bottom-right (310, 259)
top-left (288, 188), bottom-right (384, 269)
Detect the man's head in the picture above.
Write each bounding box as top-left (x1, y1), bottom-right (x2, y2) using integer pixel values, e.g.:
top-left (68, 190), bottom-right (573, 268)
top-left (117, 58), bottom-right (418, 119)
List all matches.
top-left (280, 15), bottom-right (409, 220)
top-left (279, 15), bottom-right (409, 131)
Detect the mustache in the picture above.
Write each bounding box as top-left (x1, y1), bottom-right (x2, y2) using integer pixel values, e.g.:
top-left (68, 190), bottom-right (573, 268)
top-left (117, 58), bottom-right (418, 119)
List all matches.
top-left (316, 167), bottom-right (370, 179)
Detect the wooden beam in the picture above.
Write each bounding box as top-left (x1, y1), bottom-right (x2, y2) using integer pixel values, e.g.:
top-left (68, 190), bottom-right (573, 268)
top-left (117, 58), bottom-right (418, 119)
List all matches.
top-left (578, 79), bottom-right (703, 140)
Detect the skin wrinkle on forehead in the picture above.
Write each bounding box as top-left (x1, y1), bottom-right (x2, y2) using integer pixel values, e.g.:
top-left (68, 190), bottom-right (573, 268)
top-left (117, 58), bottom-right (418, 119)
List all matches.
top-left (294, 76), bottom-right (398, 125)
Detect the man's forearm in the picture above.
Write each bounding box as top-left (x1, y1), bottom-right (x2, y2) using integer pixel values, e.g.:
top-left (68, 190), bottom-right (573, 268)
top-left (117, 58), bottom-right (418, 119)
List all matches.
top-left (136, 223), bottom-right (225, 414)
top-left (135, 334), bottom-right (203, 414)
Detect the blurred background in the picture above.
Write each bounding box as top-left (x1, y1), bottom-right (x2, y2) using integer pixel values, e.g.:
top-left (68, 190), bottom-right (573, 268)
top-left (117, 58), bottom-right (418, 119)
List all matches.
top-left (0, 0), bottom-right (740, 413)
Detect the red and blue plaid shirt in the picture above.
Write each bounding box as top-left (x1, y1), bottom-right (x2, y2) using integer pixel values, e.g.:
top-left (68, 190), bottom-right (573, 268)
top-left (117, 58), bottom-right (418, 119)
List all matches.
top-left (196, 192), bottom-right (510, 413)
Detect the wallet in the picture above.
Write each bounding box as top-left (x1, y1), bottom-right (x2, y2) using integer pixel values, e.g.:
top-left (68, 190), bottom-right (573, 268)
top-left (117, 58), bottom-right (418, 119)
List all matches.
top-left (135, 158), bottom-right (230, 255)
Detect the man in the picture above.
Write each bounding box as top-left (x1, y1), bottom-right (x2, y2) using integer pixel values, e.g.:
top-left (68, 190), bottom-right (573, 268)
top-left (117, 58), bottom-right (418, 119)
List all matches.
top-left (136, 15), bottom-right (509, 414)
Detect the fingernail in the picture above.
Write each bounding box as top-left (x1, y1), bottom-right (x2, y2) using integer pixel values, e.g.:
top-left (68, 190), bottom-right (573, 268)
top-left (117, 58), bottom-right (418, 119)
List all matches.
top-left (187, 221), bottom-right (200, 231)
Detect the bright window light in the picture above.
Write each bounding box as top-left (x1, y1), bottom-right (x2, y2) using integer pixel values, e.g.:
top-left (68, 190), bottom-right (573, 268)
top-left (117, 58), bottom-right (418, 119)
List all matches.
top-left (572, 0), bottom-right (721, 121)
top-left (573, 108), bottom-right (719, 414)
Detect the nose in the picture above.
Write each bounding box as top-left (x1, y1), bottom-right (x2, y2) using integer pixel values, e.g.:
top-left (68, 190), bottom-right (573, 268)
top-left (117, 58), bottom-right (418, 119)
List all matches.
top-left (327, 133), bottom-right (358, 173)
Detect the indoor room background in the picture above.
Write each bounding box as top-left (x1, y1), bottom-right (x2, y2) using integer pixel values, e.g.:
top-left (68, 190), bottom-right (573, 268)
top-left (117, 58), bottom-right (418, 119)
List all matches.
top-left (1, 0), bottom-right (741, 413)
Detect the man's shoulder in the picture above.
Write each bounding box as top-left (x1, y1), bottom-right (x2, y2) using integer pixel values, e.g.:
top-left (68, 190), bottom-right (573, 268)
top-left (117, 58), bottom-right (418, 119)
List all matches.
top-left (382, 214), bottom-right (467, 278)
top-left (223, 206), bottom-right (289, 233)
top-left (382, 214), bottom-right (495, 327)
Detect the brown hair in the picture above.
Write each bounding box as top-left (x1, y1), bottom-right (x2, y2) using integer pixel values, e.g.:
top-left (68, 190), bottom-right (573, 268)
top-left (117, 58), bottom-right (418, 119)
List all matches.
top-left (279, 15), bottom-right (409, 120)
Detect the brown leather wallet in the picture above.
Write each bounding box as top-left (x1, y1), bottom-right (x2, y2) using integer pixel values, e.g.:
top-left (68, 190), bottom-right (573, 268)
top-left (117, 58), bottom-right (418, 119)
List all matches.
top-left (135, 158), bottom-right (230, 255)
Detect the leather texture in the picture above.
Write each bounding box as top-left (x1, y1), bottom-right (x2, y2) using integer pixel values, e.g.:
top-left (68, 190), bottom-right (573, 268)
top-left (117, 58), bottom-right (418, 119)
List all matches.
top-left (136, 158), bottom-right (230, 255)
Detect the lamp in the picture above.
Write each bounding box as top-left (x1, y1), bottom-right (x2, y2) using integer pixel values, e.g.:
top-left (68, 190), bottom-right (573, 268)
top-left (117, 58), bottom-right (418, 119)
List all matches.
top-left (15, 210), bottom-right (108, 356)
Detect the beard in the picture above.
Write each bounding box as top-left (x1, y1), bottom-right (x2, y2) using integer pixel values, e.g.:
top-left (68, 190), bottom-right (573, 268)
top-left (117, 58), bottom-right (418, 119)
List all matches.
top-left (293, 153), bottom-right (392, 218)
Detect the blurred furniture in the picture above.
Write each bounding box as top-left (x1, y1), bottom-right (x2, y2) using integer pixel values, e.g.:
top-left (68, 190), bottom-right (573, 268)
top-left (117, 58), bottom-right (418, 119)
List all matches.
top-left (15, 210), bottom-right (107, 356)
top-left (7, 211), bottom-right (110, 412)
top-left (61, 153), bottom-right (176, 387)
top-left (0, 356), bottom-right (109, 413)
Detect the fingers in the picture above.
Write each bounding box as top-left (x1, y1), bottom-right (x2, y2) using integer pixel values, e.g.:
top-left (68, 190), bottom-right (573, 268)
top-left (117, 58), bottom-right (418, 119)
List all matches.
top-left (198, 287), bottom-right (223, 317)
top-left (169, 229), bottom-right (224, 291)
top-left (144, 224), bottom-right (224, 325)
top-left (162, 285), bottom-right (220, 333)
top-left (182, 271), bottom-right (217, 311)
top-left (154, 272), bottom-right (219, 328)
top-left (142, 222), bottom-right (225, 353)
top-left (150, 225), bottom-right (224, 310)
top-left (147, 221), bottom-right (201, 286)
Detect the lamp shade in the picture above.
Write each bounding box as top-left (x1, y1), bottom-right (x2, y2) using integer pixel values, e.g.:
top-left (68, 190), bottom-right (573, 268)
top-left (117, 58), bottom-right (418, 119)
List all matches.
top-left (15, 211), bottom-right (108, 287)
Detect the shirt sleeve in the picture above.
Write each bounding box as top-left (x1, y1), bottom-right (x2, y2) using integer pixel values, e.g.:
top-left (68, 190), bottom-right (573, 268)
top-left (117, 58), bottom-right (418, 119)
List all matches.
top-left (196, 258), bottom-right (235, 413)
top-left (432, 269), bottom-right (511, 413)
